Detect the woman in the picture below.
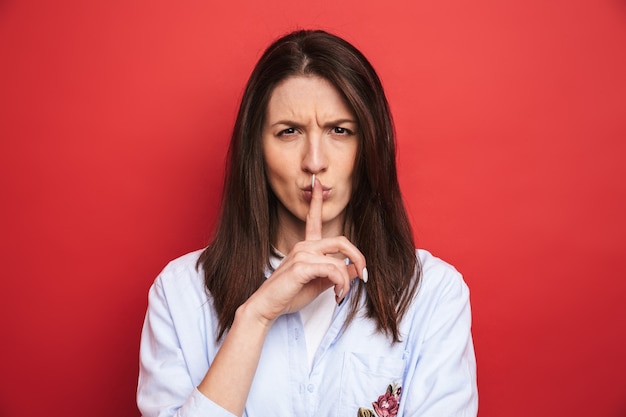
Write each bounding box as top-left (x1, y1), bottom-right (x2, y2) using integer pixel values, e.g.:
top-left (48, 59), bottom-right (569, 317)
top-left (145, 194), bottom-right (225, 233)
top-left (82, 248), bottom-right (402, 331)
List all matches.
top-left (138, 29), bottom-right (477, 417)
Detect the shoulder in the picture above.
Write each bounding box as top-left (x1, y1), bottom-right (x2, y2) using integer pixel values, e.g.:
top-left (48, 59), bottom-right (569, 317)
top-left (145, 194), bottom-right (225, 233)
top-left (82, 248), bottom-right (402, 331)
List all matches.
top-left (402, 249), bottom-right (471, 325)
top-left (416, 248), bottom-right (468, 296)
top-left (151, 249), bottom-right (207, 303)
top-left (158, 249), bottom-right (204, 280)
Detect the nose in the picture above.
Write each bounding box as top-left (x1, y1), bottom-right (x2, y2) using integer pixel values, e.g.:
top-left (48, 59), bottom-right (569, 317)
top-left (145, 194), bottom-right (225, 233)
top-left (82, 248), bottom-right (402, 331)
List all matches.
top-left (301, 134), bottom-right (328, 175)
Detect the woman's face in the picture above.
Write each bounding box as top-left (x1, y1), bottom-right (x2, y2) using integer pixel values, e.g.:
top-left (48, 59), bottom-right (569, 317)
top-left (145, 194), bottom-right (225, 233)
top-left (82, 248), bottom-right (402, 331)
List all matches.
top-left (262, 75), bottom-right (359, 239)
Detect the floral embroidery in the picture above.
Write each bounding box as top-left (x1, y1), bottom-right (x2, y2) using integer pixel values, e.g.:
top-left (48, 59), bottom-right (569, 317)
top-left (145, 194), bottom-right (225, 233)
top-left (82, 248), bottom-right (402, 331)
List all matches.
top-left (357, 382), bottom-right (402, 417)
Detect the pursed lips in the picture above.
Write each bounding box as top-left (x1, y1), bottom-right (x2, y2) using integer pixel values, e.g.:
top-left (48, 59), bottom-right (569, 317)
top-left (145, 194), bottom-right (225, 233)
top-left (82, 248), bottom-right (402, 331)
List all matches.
top-left (302, 183), bottom-right (331, 202)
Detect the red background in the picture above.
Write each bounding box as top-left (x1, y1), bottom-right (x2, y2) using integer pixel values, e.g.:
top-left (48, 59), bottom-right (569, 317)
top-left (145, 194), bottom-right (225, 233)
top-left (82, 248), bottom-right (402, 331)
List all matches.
top-left (1, 0), bottom-right (625, 416)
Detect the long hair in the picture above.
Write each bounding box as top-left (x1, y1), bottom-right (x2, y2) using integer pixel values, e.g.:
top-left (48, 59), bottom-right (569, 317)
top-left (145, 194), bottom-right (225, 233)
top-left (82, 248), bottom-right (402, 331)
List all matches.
top-left (198, 29), bottom-right (419, 342)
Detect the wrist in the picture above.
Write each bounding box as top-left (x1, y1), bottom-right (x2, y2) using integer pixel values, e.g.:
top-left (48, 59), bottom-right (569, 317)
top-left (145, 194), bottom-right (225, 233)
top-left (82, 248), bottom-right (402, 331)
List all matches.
top-left (236, 298), bottom-right (276, 331)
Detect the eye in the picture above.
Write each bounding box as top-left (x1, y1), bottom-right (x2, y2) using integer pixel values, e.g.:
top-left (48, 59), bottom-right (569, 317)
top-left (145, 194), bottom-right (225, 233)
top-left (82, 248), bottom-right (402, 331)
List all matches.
top-left (277, 127), bottom-right (297, 137)
top-left (332, 126), bottom-right (354, 135)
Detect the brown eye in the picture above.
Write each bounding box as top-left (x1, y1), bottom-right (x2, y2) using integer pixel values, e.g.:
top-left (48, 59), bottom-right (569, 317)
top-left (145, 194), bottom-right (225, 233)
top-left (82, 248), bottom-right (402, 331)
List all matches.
top-left (332, 127), bottom-right (353, 135)
top-left (277, 128), bottom-right (296, 136)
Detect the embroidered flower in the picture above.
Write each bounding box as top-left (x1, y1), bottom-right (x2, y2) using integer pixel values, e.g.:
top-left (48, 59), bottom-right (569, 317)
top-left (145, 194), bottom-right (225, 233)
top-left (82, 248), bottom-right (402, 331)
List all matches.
top-left (358, 383), bottom-right (402, 417)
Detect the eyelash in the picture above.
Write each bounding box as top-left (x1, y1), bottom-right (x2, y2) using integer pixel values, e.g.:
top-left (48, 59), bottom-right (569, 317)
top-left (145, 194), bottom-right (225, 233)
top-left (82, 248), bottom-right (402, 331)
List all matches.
top-left (277, 128), bottom-right (297, 137)
top-left (332, 127), bottom-right (354, 135)
top-left (276, 127), bottom-right (355, 136)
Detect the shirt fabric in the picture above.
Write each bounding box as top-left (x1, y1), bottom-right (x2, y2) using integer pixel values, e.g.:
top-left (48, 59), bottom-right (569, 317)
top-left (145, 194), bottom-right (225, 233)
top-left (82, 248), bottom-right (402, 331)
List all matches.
top-left (299, 286), bottom-right (336, 370)
top-left (137, 249), bottom-right (478, 417)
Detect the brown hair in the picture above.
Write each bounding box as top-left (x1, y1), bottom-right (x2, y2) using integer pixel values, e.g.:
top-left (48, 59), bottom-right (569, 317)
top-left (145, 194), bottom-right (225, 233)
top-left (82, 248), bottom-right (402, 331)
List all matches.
top-left (198, 29), bottom-right (420, 342)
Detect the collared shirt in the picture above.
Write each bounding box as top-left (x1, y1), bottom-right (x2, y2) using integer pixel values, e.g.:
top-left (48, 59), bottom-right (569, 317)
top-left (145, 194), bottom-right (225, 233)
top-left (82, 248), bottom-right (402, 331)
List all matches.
top-left (137, 249), bottom-right (478, 417)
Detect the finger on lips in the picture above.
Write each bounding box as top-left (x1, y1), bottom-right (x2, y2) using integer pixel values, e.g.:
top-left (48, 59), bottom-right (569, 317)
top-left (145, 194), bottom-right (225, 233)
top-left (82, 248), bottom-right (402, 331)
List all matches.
top-left (305, 174), bottom-right (323, 241)
top-left (305, 174), bottom-right (368, 306)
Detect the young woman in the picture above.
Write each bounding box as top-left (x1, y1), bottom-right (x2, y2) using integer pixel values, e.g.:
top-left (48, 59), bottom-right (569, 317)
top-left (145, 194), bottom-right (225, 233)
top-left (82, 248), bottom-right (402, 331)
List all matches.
top-left (138, 30), bottom-right (477, 417)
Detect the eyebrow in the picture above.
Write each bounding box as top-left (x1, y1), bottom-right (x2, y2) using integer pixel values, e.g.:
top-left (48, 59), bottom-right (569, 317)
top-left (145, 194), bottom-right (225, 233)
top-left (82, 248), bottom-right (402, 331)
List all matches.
top-left (269, 118), bottom-right (358, 128)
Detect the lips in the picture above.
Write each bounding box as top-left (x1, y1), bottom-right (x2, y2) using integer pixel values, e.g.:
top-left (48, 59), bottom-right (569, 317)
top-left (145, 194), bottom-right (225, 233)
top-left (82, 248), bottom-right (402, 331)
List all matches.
top-left (302, 184), bottom-right (331, 202)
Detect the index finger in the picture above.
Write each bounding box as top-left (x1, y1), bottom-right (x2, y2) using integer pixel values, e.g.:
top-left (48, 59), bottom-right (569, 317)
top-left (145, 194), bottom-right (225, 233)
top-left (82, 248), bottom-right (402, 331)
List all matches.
top-left (305, 174), bottom-right (322, 241)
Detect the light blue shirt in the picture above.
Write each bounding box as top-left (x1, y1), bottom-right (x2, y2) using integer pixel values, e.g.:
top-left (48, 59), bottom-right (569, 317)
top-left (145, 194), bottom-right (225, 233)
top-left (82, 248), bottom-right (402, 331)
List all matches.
top-left (137, 249), bottom-right (478, 417)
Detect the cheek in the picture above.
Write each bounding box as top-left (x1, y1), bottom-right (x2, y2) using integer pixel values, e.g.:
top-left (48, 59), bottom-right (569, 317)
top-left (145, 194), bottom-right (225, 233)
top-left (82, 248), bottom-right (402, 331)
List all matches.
top-left (340, 149), bottom-right (358, 182)
top-left (265, 159), bottom-right (288, 185)
top-left (262, 145), bottom-right (281, 181)
top-left (263, 153), bottom-right (293, 195)
top-left (342, 149), bottom-right (358, 198)
top-left (263, 141), bottom-right (290, 173)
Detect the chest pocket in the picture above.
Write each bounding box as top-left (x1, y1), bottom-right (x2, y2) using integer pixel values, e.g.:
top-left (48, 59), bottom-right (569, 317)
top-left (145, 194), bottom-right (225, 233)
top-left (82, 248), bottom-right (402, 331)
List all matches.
top-left (337, 351), bottom-right (408, 417)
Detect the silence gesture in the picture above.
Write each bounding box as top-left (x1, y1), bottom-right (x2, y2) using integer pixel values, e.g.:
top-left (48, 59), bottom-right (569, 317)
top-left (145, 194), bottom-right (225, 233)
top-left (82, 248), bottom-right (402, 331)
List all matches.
top-left (248, 174), bottom-right (367, 324)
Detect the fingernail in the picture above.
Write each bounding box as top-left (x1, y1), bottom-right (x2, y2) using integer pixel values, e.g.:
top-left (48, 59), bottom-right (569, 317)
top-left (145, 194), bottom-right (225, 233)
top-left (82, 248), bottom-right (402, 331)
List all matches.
top-left (362, 267), bottom-right (368, 283)
top-left (337, 295), bottom-right (345, 306)
top-left (311, 174), bottom-right (316, 189)
top-left (337, 288), bottom-right (344, 299)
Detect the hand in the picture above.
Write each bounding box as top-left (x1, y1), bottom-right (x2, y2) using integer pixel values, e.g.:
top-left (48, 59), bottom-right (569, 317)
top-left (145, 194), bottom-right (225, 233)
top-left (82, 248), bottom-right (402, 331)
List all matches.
top-left (245, 176), bottom-right (367, 326)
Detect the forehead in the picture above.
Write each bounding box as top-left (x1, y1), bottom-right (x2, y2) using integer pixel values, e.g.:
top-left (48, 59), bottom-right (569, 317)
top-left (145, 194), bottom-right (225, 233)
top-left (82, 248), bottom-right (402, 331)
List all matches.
top-left (265, 75), bottom-right (355, 120)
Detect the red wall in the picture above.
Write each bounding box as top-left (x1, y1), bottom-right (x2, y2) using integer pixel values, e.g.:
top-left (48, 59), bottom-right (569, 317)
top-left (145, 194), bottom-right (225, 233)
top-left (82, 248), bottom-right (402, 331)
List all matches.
top-left (1, 1), bottom-right (625, 416)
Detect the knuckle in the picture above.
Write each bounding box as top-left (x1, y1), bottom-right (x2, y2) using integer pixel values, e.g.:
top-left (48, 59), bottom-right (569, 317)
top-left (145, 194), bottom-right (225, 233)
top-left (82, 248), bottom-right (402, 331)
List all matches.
top-left (291, 260), bottom-right (305, 271)
top-left (319, 263), bottom-right (336, 277)
top-left (292, 251), bottom-right (308, 263)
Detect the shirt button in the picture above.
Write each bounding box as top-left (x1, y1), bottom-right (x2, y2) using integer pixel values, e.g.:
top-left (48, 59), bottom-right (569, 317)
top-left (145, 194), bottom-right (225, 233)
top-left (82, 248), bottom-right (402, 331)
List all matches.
top-left (307, 384), bottom-right (314, 393)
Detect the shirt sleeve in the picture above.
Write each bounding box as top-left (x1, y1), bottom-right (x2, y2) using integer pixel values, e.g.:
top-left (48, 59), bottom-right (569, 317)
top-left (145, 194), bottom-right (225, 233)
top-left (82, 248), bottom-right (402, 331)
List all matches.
top-left (402, 268), bottom-right (478, 417)
top-left (137, 275), bottom-right (236, 417)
